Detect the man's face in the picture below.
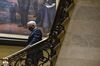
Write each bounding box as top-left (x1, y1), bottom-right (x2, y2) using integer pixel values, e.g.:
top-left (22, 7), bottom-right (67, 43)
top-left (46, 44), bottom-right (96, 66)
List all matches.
top-left (27, 25), bottom-right (35, 31)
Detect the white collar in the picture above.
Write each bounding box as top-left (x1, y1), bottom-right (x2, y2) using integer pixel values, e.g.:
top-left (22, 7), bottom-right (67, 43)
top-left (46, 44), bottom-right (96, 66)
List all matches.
top-left (45, 3), bottom-right (55, 8)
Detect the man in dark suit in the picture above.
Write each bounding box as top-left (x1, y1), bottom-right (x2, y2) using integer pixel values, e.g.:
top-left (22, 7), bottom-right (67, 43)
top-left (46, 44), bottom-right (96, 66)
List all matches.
top-left (26, 21), bottom-right (42, 66)
top-left (27, 21), bottom-right (42, 45)
top-left (17, 0), bottom-right (30, 26)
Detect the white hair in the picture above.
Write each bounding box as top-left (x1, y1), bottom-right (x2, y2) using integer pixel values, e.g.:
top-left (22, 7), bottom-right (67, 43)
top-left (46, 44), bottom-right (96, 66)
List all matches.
top-left (27, 21), bottom-right (37, 27)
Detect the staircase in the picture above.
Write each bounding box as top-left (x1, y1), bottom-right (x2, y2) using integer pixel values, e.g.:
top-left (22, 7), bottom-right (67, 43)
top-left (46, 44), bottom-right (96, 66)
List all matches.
top-left (56, 0), bottom-right (100, 66)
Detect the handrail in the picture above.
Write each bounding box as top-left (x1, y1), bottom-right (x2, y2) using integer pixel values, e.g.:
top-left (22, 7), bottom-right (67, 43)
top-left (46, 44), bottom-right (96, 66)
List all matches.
top-left (1, 37), bottom-right (49, 66)
top-left (1, 0), bottom-right (74, 66)
top-left (4, 37), bottom-right (48, 59)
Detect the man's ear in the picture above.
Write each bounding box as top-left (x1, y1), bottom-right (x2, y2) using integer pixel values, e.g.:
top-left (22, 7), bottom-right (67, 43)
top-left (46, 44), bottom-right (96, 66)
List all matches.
top-left (32, 25), bottom-right (35, 28)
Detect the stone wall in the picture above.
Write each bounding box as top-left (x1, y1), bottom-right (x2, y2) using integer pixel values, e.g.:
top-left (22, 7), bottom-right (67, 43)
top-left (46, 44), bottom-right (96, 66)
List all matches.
top-left (56, 0), bottom-right (100, 66)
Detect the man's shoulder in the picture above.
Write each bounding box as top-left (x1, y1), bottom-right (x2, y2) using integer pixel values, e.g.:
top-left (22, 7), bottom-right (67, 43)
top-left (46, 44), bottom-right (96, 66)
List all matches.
top-left (31, 28), bottom-right (42, 36)
top-left (32, 28), bottom-right (41, 33)
top-left (34, 28), bottom-right (41, 31)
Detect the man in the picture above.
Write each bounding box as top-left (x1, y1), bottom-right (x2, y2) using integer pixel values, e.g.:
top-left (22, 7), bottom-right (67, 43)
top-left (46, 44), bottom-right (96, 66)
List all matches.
top-left (17, 0), bottom-right (30, 26)
top-left (34, 0), bottom-right (46, 26)
top-left (42, 0), bottom-right (56, 34)
top-left (26, 21), bottom-right (42, 66)
top-left (27, 21), bottom-right (42, 45)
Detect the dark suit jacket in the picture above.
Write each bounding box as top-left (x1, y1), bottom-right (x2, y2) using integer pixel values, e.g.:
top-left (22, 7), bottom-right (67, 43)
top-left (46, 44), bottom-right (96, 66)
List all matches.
top-left (27, 28), bottom-right (42, 45)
